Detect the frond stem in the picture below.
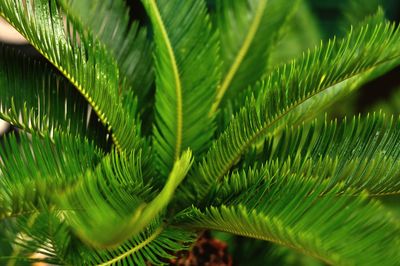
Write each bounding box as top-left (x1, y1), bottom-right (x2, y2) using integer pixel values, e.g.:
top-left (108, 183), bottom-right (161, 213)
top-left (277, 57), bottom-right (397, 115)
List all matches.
top-left (96, 226), bottom-right (164, 266)
top-left (147, 0), bottom-right (183, 159)
top-left (0, 12), bottom-right (124, 153)
top-left (210, 0), bottom-right (268, 115)
top-left (213, 56), bottom-right (400, 182)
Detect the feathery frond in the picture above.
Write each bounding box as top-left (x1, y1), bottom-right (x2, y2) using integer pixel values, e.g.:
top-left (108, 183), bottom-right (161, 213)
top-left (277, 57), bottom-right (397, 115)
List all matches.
top-left (0, 132), bottom-right (103, 220)
top-left (58, 149), bottom-right (193, 248)
top-left (82, 220), bottom-right (195, 266)
top-left (0, 0), bottom-right (142, 152)
top-left (0, 44), bottom-right (109, 146)
top-left (59, 0), bottom-right (154, 106)
top-left (188, 18), bottom-right (400, 202)
top-left (142, 0), bottom-right (220, 175)
top-left (249, 113), bottom-right (400, 189)
top-left (3, 212), bottom-right (74, 265)
top-left (1, 0), bottom-right (400, 264)
top-left (175, 174), bottom-right (400, 265)
top-left (4, 213), bottom-right (196, 266)
top-left (211, 0), bottom-right (300, 113)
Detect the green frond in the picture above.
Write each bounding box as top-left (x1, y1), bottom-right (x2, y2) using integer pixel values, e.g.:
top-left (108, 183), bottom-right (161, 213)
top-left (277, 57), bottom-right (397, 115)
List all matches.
top-left (142, 0), bottom-right (220, 175)
top-left (187, 18), bottom-right (400, 202)
top-left (0, 0), bottom-right (399, 264)
top-left (2, 213), bottom-right (195, 266)
top-left (82, 220), bottom-right (196, 266)
top-left (175, 174), bottom-right (400, 265)
top-left (210, 0), bottom-right (300, 113)
top-left (58, 150), bottom-right (193, 248)
top-left (59, 0), bottom-right (154, 106)
top-left (204, 113), bottom-right (400, 206)
top-left (2, 212), bottom-right (73, 265)
top-left (217, 10), bottom-right (387, 136)
top-left (0, 0), bottom-right (142, 152)
top-left (0, 132), bottom-right (103, 221)
top-left (281, 113), bottom-right (400, 165)
top-left (0, 44), bottom-right (109, 146)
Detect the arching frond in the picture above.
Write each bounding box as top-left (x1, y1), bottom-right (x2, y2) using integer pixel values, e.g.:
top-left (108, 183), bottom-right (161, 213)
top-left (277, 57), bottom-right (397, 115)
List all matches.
top-left (3, 213), bottom-right (196, 266)
top-left (0, 132), bottom-right (103, 221)
top-left (175, 175), bottom-right (400, 265)
top-left (0, 0), bottom-right (142, 152)
top-left (187, 18), bottom-right (400, 202)
top-left (0, 44), bottom-right (109, 146)
top-left (142, 0), bottom-right (220, 175)
top-left (1, 0), bottom-right (399, 265)
top-left (82, 221), bottom-right (196, 266)
top-left (265, 113), bottom-right (400, 168)
top-left (2, 212), bottom-right (74, 265)
top-left (59, 0), bottom-right (154, 106)
top-left (211, 0), bottom-right (300, 113)
top-left (216, 1), bottom-right (322, 133)
top-left (58, 150), bottom-right (193, 248)
top-left (203, 113), bottom-right (399, 206)
top-left (218, 9), bottom-right (387, 136)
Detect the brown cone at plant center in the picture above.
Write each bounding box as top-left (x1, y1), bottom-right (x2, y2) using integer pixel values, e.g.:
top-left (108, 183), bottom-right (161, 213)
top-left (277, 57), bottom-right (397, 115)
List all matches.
top-left (170, 231), bottom-right (232, 266)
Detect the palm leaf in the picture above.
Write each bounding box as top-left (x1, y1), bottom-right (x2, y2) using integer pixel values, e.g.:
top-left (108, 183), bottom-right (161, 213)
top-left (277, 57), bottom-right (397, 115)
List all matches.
top-left (186, 18), bottom-right (400, 202)
top-left (59, 0), bottom-right (154, 107)
top-left (210, 0), bottom-right (300, 113)
top-left (175, 173), bottom-right (400, 265)
top-left (0, 132), bottom-right (103, 221)
top-left (216, 1), bottom-right (322, 133)
top-left (58, 150), bottom-right (193, 248)
top-left (245, 113), bottom-right (400, 192)
top-left (82, 220), bottom-right (195, 266)
top-left (2, 212), bottom-right (73, 265)
top-left (202, 113), bottom-right (400, 207)
top-left (0, 0), bottom-right (141, 152)
top-left (142, 0), bottom-right (220, 175)
top-left (0, 44), bottom-right (109, 146)
top-left (2, 213), bottom-right (195, 266)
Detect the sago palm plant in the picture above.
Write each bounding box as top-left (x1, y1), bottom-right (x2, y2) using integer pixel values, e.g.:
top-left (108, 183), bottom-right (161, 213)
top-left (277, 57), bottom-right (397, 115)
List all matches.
top-left (1, 0), bottom-right (400, 265)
